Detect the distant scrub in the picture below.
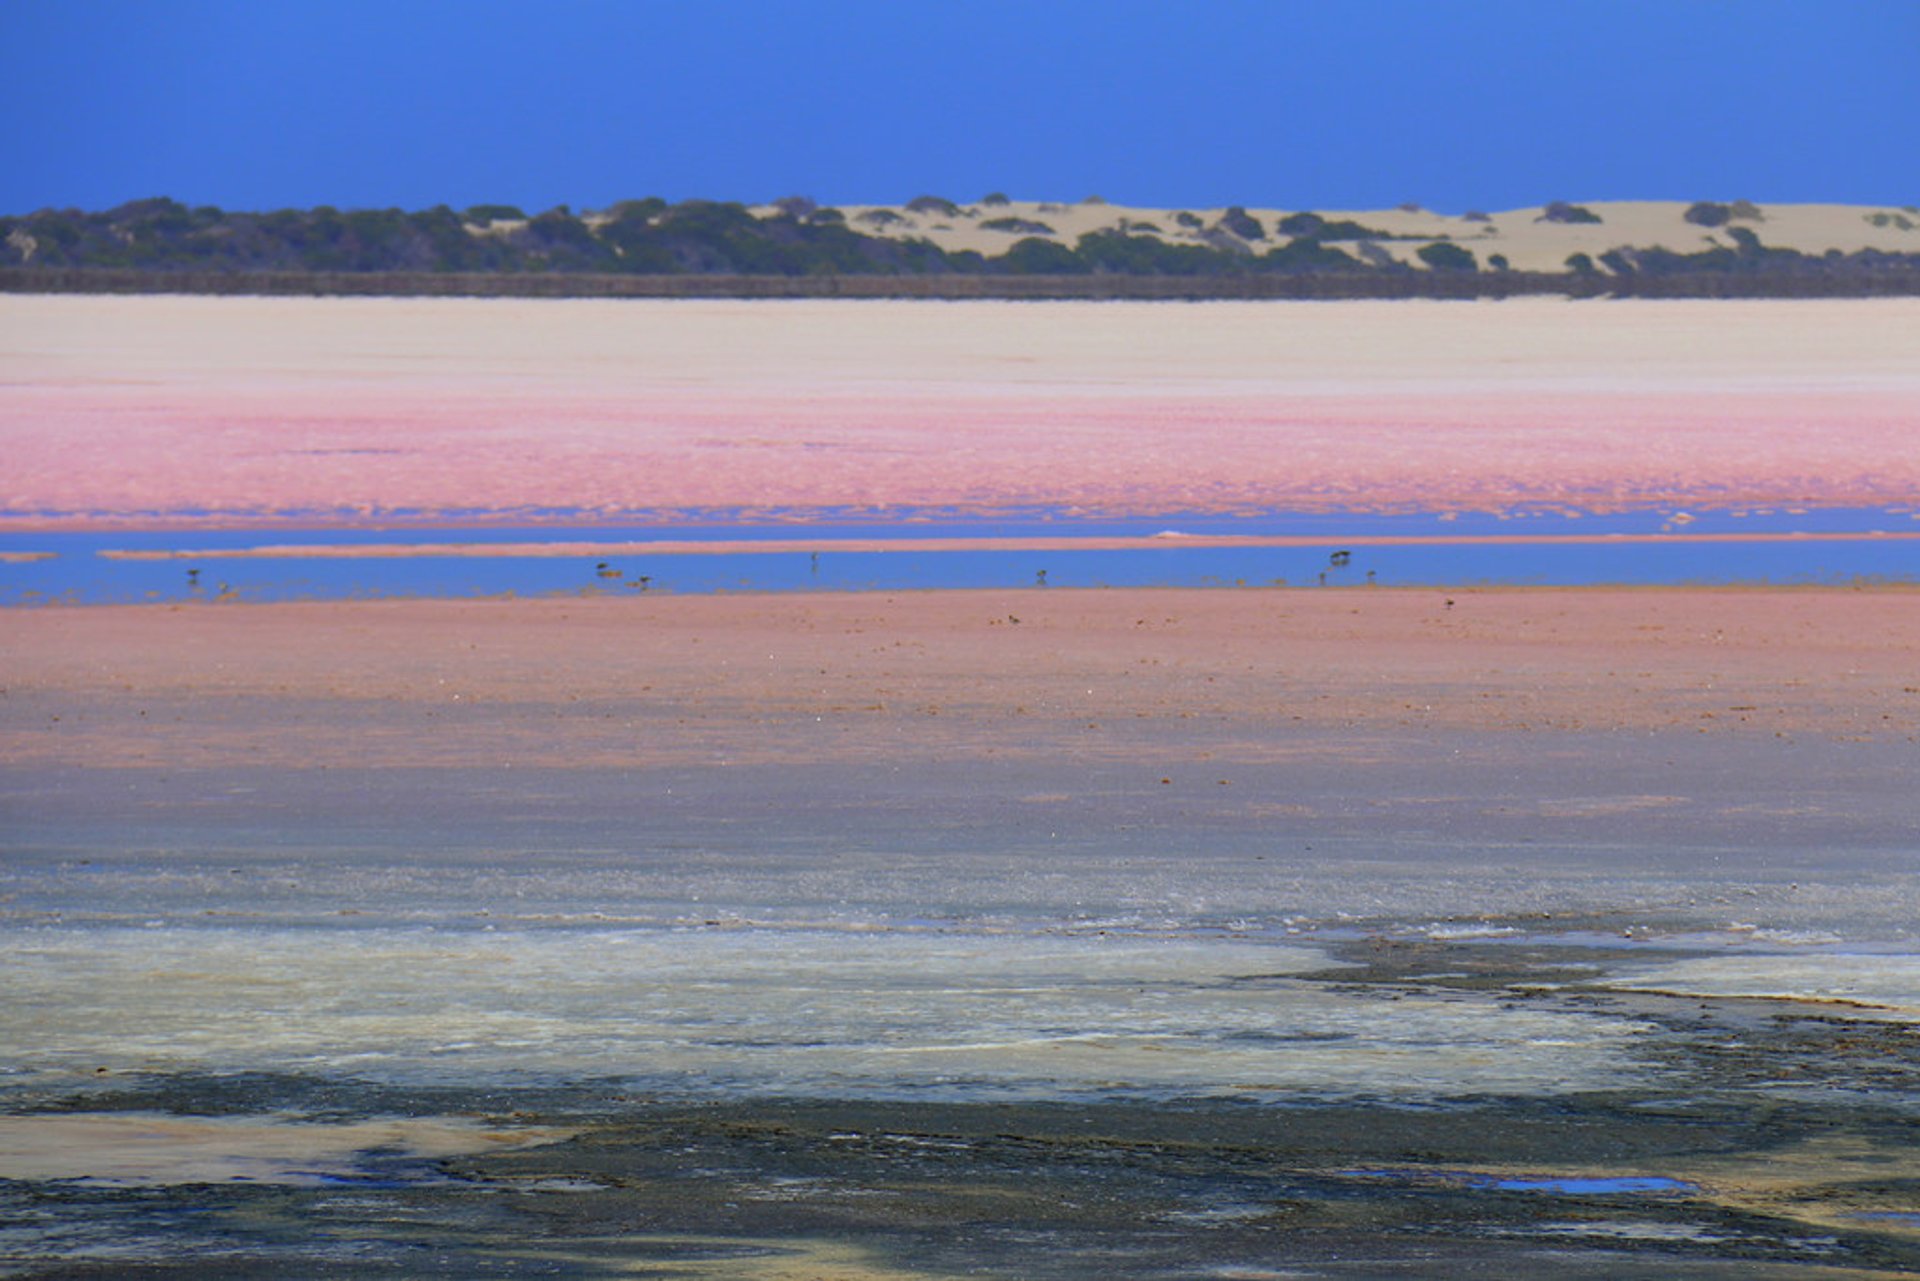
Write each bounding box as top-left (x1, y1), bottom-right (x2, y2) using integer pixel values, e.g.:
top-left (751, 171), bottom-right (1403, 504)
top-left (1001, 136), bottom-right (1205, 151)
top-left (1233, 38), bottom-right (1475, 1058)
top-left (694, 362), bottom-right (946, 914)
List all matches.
top-left (1686, 201), bottom-right (1766, 228)
top-left (1217, 206), bottom-right (1265, 240)
top-left (1262, 238), bottom-right (1360, 272)
top-left (605, 198), bottom-right (667, 221)
top-left (1590, 224), bottom-right (1920, 282)
top-left (980, 217), bottom-right (1055, 234)
top-left (464, 204), bottom-right (526, 224)
top-left (996, 237), bottom-right (1086, 273)
top-left (905, 195), bottom-right (961, 216)
top-left (1416, 242), bottom-right (1477, 271)
top-left (1539, 202), bottom-right (1603, 224)
top-left (1277, 212), bottom-right (1391, 241)
top-left (7, 196), bottom-right (1920, 292)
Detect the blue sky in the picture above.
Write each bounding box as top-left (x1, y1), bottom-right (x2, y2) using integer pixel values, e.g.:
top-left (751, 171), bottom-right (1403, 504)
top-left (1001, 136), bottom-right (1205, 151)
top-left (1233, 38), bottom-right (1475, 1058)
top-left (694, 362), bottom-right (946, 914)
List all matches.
top-left (4, 0), bottom-right (1914, 214)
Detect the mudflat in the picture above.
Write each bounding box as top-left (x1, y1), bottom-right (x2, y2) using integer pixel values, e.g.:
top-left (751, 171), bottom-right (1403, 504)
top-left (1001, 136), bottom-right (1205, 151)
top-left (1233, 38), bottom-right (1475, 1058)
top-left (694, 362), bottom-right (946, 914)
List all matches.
top-left (8, 587), bottom-right (1917, 770)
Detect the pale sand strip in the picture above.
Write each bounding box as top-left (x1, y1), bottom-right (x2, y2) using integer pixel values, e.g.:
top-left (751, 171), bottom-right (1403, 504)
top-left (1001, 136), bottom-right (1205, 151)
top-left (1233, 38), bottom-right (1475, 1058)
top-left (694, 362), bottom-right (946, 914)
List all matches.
top-left (89, 531), bottom-right (1920, 560)
top-left (0, 1114), bottom-right (569, 1186)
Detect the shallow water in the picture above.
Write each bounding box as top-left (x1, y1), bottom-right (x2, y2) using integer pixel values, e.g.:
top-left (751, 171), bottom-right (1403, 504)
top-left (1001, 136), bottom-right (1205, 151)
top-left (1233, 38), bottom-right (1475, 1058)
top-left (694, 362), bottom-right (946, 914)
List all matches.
top-left (6, 505), bottom-right (1917, 604)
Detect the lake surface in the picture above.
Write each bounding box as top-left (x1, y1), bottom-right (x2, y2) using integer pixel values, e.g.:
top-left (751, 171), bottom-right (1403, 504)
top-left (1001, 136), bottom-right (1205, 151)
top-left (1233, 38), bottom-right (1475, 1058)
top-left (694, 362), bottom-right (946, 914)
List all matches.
top-left (6, 504), bottom-right (1917, 604)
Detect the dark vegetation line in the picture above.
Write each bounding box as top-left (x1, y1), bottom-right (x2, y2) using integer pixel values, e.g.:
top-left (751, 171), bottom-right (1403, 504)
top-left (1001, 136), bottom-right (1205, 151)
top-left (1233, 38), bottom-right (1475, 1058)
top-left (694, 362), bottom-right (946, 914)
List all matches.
top-left (12, 266), bottom-right (1920, 300)
top-left (5, 197), bottom-right (1919, 299)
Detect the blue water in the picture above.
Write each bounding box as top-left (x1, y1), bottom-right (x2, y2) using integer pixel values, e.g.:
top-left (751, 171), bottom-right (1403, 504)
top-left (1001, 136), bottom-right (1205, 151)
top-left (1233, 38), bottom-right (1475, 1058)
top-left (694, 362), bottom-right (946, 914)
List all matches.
top-left (5, 506), bottom-right (1916, 605)
top-left (1488, 1176), bottom-right (1694, 1195)
top-left (1348, 1170), bottom-right (1696, 1195)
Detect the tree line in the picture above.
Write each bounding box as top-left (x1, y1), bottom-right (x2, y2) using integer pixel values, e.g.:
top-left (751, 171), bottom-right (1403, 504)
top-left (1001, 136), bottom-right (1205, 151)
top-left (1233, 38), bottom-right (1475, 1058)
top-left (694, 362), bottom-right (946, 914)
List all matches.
top-left (4, 197), bottom-right (1918, 296)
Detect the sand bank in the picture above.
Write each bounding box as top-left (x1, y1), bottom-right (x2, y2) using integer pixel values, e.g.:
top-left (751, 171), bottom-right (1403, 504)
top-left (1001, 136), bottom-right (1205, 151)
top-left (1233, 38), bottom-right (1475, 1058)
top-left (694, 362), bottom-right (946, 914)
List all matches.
top-left (8, 588), bottom-right (1915, 772)
top-left (86, 529), bottom-right (1920, 560)
top-left (4, 297), bottom-right (1917, 528)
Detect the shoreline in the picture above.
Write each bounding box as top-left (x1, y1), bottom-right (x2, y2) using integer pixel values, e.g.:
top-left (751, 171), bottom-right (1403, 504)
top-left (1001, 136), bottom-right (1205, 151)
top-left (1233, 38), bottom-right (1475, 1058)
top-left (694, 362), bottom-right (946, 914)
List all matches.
top-left (75, 529), bottom-right (1920, 559)
top-left (12, 265), bottom-right (1920, 300)
top-left (6, 498), bottom-right (1916, 535)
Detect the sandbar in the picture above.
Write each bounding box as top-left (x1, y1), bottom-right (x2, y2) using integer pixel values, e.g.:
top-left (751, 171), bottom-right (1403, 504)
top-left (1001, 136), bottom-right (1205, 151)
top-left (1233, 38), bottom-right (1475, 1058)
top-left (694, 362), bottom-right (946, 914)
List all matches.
top-left (9, 587), bottom-right (1915, 773)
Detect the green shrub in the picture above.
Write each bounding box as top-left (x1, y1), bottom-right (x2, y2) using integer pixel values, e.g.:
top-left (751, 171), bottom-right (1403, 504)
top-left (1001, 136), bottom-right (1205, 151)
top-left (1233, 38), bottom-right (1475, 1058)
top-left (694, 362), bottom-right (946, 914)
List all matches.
top-left (981, 192), bottom-right (1011, 206)
top-left (1261, 238), bottom-right (1360, 272)
top-left (906, 195), bottom-right (960, 216)
top-left (996, 236), bottom-right (1087, 273)
top-left (604, 198), bottom-right (667, 223)
top-left (1173, 211), bottom-right (1202, 228)
top-left (1074, 229), bottom-right (1238, 275)
top-left (1218, 206), bottom-right (1265, 240)
top-left (1684, 201), bottom-right (1732, 227)
top-left (1539, 201), bottom-right (1602, 224)
top-left (464, 204), bottom-right (526, 224)
top-left (980, 217), bottom-right (1054, 234)
top-left (1278, 212), bottom-right (1390, 241)
top-left (1565, 252), bottom-right (1599, 274)
top-left (1416, 241), bottom-right (1477, 271)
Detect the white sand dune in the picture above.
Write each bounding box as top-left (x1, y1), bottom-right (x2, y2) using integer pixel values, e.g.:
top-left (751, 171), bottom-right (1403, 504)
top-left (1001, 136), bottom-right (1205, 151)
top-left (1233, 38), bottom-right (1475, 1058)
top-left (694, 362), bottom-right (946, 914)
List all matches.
top-left (754, 198), bottom-right (1920, 272)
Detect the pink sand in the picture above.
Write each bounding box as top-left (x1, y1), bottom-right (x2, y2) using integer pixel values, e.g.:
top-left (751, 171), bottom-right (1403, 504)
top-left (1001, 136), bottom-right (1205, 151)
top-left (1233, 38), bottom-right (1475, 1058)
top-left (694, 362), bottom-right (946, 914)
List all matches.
top-left (4, 297), bottom-right (1917, 528)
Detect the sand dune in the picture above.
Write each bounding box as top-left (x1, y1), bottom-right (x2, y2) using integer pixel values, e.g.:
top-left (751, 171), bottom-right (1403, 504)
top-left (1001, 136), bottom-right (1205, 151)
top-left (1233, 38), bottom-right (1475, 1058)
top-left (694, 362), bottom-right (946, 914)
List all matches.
top-left (779, 197), bottom-right (1920, 272)
top-left (783, 198), bottom-right (1920, 272)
